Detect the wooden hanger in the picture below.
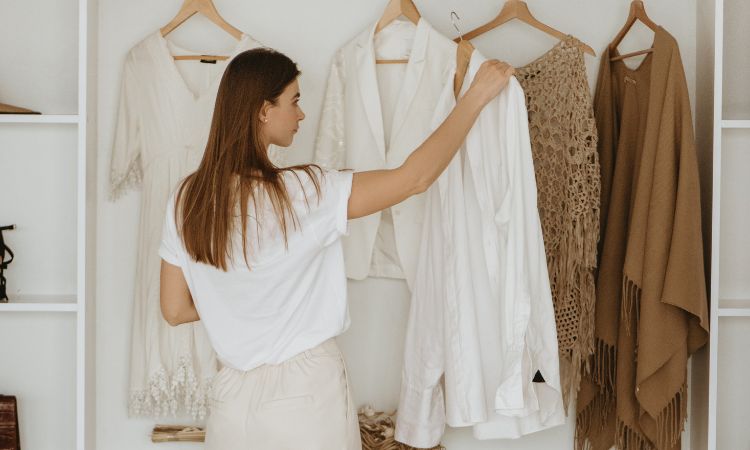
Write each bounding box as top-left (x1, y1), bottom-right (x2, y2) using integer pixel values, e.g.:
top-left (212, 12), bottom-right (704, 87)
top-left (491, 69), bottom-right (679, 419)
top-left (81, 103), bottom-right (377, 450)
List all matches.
top-left (0, 102), bottom-right (40, 114)
top-left (161, 0), bottom-right (243, 62)
top-left (375, 0), bottom-right (422, 64)
top-left (609, 1), bottom-right (658, 61)
top-left (458, 0), bottom-right (595, 57)
top-left (454, 40), bottom-right (475, 98)
top-left (451, 12), bottom-right (475, 98)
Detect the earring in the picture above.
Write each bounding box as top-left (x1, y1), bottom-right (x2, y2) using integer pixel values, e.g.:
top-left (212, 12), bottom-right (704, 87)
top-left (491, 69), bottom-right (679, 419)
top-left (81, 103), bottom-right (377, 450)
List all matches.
top-left (262, 118), bottom-right (268, 123)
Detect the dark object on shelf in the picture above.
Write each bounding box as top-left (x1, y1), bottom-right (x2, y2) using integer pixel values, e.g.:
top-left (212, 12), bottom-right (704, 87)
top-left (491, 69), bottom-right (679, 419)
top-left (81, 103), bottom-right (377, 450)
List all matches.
top-left (0, 103), bottom-right (40, 115)
top-left (0, 395), bottom-right (20, 450)
top-left (0, 225), bottom-right (15, 303)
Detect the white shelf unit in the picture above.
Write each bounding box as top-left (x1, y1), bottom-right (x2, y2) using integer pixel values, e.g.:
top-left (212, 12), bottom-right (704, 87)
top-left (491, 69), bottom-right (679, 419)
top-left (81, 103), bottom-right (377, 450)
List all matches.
top-left (0, 295), bottom-right (78, 313)
top-left (721, 120), bottom-right (750, 129)
top-left (708, 0), bottom-right (750, 448)
top-left (0, 0), bottom-right (95, 449)
top-left (0, 115), bottom-right (81, 124)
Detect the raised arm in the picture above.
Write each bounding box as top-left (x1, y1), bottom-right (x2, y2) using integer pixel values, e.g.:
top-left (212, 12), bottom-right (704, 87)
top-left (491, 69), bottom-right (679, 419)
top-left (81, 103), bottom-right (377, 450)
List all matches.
top-left (347, 60), bottom-right (514, 220)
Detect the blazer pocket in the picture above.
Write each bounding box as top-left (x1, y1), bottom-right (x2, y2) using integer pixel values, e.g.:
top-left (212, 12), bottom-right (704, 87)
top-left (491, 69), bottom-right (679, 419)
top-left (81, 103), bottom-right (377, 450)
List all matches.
top-left (260, 394), bottom-right (314, 411)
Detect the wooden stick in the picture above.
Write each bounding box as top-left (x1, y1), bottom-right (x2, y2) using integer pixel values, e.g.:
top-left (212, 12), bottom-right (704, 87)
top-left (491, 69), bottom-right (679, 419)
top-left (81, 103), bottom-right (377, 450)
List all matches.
top-left (375, 59), bottom-right (409, 64)
top-left (610, 48), bottom-right (654, 61)
top-left (173, 55), bottom-right (229, 61)
top-left (151, 425), bottom-right (206, 443)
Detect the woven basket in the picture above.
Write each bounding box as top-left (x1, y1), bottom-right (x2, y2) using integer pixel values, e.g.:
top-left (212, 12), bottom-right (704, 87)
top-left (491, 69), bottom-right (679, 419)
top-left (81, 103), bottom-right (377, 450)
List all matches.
top-left (359, 405), bottom-right (445, 450)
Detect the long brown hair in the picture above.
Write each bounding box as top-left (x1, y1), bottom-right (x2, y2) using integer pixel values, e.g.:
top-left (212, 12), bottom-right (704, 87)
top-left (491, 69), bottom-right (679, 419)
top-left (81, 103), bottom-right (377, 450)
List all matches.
top-left (176, 48), bottom-right (321, 271)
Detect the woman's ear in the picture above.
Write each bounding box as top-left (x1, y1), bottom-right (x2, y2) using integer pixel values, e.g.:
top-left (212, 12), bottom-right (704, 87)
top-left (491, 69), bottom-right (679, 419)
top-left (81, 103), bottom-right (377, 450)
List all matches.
top-left (259, 100), bottom-right (272, 123)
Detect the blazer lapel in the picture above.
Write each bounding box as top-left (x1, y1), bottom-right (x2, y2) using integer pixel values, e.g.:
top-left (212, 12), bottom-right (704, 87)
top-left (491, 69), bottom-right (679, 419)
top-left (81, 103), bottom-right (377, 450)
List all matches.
top-left (355, 24), bottom-right (387, 161)
top-left (389, 18), bottom-right (429, 147)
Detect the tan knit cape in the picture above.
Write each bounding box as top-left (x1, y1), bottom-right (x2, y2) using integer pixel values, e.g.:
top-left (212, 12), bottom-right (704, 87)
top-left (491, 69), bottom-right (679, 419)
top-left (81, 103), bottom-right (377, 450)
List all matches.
top-left (516, 36), bottom-right (601, 409)
top-left (576, 27), bottom-right (709, 450)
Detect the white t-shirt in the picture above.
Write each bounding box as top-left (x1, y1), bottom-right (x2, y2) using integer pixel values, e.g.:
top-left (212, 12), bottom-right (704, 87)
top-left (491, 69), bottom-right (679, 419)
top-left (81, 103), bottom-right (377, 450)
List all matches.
top-left (159, 168), bottom-right (353, 371)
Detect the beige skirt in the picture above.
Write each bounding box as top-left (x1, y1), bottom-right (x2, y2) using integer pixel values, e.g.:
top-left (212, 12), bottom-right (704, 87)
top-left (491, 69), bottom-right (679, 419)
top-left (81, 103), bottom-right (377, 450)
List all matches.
top-left (205, 338), bottom-right (362, 450)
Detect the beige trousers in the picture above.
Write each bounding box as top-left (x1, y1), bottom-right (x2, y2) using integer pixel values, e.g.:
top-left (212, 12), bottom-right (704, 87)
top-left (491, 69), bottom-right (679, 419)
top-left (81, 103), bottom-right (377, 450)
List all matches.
top-left (205, 339), bottom-right (362, 450)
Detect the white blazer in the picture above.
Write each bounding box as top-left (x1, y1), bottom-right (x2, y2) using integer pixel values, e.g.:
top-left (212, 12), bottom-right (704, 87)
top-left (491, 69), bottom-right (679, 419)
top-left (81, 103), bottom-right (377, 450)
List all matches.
top-left (314, 19), bottom-right (457, 287)
top-left (395, 52), bottom-right (564, 447)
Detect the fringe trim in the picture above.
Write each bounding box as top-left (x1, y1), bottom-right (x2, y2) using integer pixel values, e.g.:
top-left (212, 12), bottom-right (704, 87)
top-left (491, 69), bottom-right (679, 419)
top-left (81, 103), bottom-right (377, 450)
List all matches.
top-left (622, 276), bottom-right (641, 336)
top-left (589, 338), bottom-right (616, 397)
top-left (655, 382), bottom-right (688, 450)
top-left (128, 355), bottom-right (213, 420)
top-left (567, 267), bottom-right (597, 408)
top-left (574, 338), bottom-right (617, 450)
top-left (615, 420), bottom-right (655, 450)
top-left (559, 354), bottom-right (575, 412)
top-left (545, 207), bottom-right (598, 409)
top-left (575, 340), bottom-right (616, 450)
top-left (609, 382), bottom-right (688, 450)
top-left (575, 389), bottom-right (613, 450)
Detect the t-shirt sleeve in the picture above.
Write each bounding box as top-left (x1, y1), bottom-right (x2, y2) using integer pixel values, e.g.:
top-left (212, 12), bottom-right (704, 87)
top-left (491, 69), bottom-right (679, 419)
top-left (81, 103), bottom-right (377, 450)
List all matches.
top-left (158, 193), bottom-right (185, 267)
top-left (314, 169), bottom-right (354, 247)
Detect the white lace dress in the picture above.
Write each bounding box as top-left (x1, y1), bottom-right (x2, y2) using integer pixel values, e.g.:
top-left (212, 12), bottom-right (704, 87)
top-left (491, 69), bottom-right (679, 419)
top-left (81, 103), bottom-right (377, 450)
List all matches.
top-left (110, 31), bottom-right (286, 418)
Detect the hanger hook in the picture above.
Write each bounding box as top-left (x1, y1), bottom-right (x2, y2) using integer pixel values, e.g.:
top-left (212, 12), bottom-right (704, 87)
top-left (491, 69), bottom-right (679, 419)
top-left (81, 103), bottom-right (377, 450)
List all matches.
top-left (450, 11), bottom-right (464, 41)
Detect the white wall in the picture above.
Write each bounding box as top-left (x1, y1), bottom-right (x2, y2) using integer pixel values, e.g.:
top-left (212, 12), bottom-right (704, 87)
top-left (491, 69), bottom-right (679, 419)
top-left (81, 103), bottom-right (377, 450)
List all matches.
top-left (95, 1), bottom-right (699, 449)
top-left (713, 1), bottom-right (750, 448)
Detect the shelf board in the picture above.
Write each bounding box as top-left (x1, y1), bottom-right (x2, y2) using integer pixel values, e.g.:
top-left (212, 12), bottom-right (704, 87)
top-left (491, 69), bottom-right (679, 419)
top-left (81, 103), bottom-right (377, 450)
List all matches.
top-left (718, 309), bottom-right (750, 317)
top-left (718, 299), bottom-right (750, 317)
top-left (722, 120), bottom-right (750, 129)
top-left (0, 114), bottom-right (79, 124)
top-left (0, 295), bottom-right (78, 312)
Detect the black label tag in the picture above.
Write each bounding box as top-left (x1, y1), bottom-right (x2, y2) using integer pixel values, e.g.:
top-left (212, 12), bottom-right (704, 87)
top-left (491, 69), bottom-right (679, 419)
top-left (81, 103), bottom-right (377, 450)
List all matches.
top-left (532, 370), bottom-right (545, 383)
top-left (200, 59), bottom-right (218, 64)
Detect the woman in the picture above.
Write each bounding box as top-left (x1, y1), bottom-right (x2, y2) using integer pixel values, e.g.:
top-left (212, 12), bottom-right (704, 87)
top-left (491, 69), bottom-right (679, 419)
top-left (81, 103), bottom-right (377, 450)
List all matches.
top-left (159, 48), bottom-right (514, 449)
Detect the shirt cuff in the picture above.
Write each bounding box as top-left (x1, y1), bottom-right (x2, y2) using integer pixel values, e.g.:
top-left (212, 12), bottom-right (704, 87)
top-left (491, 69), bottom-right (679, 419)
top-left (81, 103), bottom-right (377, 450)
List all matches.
top-left (395, 383), bottom-right (446, 448)
top-left (335, 170), bottom-right (353, 237)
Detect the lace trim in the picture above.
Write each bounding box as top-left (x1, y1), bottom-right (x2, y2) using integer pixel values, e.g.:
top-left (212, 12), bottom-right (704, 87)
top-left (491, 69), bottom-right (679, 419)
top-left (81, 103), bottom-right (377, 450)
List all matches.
top-left (128, 354), bottom-right (213, 420)
top-left (110, 156), bottom-right (143, 201)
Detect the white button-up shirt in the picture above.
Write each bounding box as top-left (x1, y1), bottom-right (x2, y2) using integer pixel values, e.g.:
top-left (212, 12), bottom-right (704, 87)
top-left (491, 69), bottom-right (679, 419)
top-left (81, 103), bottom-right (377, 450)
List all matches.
top-left (395, 52), bottom-right (564, 447)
